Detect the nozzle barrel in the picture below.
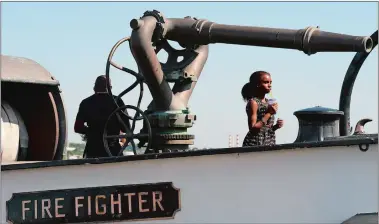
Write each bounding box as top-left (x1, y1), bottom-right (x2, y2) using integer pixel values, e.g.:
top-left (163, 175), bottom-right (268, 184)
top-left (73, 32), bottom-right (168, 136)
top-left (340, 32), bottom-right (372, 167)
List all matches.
top-left (163, 19), bottom-right (373, 55)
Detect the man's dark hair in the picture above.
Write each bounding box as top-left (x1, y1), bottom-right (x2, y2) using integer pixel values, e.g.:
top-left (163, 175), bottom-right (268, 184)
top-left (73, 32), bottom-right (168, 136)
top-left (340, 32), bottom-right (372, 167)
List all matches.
top-left (94, 75), bottom-right (111, 93)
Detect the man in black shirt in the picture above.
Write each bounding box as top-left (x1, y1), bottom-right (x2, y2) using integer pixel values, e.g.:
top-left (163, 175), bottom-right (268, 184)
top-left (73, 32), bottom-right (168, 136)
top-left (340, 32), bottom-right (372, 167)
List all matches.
top-left (74, 75), bottom-right (130, 158)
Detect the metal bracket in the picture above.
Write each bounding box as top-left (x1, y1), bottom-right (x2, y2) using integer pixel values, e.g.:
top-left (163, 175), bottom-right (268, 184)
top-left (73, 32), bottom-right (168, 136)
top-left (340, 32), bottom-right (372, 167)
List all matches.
top-left (353, 118), bottom-right (373, 135)
top-left (359, 143), bottom-right (369, 152)
top-left (155, 40), bottom-right (199, 83)
top-left (148, 110), bottom-right (196, 128)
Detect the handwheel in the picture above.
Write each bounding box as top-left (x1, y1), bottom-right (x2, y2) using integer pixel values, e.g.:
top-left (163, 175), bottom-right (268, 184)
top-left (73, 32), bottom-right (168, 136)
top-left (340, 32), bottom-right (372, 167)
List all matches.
top-left (102, 36), bottom-right (153, 156)
top-left (103, 105), bottom-right (152, 156)
top-left (105, 37), bottom-right (145, 110)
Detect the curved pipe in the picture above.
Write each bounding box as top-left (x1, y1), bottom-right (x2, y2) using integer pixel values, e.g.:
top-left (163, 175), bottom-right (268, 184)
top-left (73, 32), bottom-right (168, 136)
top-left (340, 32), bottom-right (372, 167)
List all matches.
top-left (130, 16), bottom-right (180, 111)
top-left (339, 30), bottom-right (378, 136)
top-left (130, 15), bottom-right (209, 111)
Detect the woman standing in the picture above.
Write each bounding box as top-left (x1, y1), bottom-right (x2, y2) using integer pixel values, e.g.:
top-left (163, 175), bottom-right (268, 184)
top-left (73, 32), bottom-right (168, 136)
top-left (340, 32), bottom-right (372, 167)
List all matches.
top-left (241, 71), bottom-right (284, 146)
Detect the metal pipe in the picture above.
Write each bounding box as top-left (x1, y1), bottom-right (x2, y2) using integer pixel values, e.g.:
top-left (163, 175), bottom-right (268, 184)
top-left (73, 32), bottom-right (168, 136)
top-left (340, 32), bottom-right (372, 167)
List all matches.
top-left (164, 18), bottom-right (373, 55)
top-left (339, 30), bottom-right (378, 136)
top-left (130, 12), bottom-right (373, 112)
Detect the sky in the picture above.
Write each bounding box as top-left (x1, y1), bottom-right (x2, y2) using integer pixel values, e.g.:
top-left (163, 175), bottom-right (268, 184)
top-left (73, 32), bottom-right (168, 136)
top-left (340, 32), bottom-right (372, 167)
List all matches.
top-left (1, 2), bottom-right (378, 149)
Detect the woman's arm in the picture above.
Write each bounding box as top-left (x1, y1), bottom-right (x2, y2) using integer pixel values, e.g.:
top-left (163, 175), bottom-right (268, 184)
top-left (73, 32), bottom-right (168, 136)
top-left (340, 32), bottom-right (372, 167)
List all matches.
top-left (272, 118), bottom-right (284, 131)
top-left (249, 100), bottom-right (272, 131)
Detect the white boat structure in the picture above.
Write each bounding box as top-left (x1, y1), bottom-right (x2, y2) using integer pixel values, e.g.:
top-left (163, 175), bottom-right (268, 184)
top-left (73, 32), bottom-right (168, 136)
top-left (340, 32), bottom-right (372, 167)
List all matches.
top-left (1, 10), bottom-right (378, 224)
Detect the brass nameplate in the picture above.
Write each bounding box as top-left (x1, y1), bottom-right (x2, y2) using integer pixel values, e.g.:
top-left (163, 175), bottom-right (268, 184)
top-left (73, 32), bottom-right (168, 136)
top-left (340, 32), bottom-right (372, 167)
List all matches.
top-left (6, 182), bottom-right (181, 224)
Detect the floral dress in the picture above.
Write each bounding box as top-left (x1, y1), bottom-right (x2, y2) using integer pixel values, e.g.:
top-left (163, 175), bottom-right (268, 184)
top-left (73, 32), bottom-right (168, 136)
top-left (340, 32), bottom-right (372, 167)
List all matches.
top-left (243, 97), bottom-right (276, 146)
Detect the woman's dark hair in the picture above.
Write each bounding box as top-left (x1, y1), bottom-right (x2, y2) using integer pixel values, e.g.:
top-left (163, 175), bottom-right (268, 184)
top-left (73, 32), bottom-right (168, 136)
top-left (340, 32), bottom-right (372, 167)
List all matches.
top-left (241, 71), bottom-right (270, 101)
